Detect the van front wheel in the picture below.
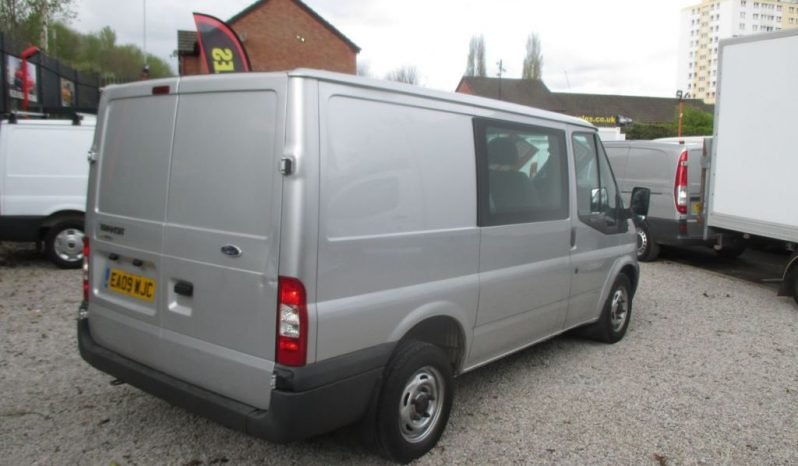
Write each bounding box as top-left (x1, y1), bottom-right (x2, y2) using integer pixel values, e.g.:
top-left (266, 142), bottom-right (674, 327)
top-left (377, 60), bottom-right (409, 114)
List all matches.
top-left (376, 341), bottom-right (453, 463)
top-left (582, 274), bottom-right (632, 344)
top-left (44, 219), bottom-right (85, 269)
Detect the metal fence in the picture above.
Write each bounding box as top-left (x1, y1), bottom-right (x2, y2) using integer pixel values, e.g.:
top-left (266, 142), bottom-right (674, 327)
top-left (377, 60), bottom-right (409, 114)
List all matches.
top-left (0, 31), bottom-right (100, 115)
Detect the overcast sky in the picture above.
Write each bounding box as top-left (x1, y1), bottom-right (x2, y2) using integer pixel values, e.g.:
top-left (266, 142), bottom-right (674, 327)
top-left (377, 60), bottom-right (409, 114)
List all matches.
top-left (72, 0), bottom-right (697, 97)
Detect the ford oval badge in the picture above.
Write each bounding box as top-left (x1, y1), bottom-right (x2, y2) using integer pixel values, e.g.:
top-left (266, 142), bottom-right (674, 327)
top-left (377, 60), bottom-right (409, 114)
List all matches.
top-left (221, 244), bottom-right (243, 257)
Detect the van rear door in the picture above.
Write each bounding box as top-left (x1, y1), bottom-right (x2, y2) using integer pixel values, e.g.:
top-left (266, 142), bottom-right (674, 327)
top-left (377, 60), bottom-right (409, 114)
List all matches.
top-left (88, 75), bottom-right (286, 409)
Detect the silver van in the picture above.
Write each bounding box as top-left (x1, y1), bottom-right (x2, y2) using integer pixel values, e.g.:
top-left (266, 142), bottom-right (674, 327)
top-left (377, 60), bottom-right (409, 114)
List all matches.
top-left (604, 140), bottom-right (741, 261)
top-left (79, 70), bottom-right (647, 462)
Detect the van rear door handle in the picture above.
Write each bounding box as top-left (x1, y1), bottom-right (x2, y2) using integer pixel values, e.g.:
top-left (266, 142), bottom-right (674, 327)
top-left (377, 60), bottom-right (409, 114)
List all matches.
top-left (570, 228), bottom-right (576, 247)
top-left (174, 281), bottom-right (194, 297)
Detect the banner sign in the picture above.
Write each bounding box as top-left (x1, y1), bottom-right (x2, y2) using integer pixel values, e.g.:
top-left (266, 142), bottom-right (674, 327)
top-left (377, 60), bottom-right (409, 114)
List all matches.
top-left (193, 12), bottom-right (251, 74)
top-left (6, 55), bottom-right (38, 103)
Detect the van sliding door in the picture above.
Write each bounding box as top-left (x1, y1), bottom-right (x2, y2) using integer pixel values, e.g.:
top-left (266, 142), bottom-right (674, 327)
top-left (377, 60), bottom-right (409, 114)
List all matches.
top-left (471, 118), bottom-right (572, 364)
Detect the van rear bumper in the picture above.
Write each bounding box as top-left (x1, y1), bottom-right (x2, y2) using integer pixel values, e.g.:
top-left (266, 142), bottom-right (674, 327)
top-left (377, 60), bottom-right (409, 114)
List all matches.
top-left (78, 317), bottom-right (386, 443)
top-left (646, 217), bottom-right (713, 246)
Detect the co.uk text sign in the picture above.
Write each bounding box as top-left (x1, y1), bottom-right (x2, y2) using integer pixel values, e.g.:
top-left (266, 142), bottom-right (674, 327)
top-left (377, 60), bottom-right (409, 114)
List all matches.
top-left (193, 12), bottom-right (252, 73)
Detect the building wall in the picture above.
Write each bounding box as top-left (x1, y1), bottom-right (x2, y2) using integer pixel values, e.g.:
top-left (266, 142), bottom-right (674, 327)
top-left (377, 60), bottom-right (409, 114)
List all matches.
top-left (181, 0), bottom-right (356, 76)
top-left (180, 55), bottom-right (203, 75)
top-left (678, 0), bottom-right (798, 103)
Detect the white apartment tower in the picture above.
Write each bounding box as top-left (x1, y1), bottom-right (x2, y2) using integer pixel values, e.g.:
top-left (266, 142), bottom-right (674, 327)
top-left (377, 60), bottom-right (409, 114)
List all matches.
top-left (678, 0), bottom-right (798, 103)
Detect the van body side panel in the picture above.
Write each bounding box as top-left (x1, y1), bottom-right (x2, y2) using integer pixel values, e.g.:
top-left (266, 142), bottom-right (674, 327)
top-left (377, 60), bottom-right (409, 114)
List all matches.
top-left (470, 220), bottom-right (572, 364)
top-left (1, 122), bottom-right (93, 217)
top-left (314, 86), bottom-right (479, 361)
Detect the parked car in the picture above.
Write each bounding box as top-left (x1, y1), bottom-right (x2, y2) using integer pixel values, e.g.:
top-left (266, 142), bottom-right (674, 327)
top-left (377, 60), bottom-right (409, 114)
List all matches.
top-left (78, 70), bottom-right (649, 463)
top-left (0, 114), bottom-right (95, 268)
top-left (604, 140), bottom-right (742, 261)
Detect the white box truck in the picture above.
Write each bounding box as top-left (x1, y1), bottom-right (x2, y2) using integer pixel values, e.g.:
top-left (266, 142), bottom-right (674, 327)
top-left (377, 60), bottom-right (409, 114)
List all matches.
top-left (703, 29), bottom-right (798, 304)
top-left (0, 114), bottom-right (95, 268)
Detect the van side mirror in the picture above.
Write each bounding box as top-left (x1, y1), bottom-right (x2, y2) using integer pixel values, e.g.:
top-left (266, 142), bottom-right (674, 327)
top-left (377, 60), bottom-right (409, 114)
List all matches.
top-left (630, 187), bottom-right (650, 218)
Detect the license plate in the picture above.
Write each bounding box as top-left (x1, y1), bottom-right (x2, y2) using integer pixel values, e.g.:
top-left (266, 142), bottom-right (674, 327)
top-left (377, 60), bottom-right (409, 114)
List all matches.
top-left (691, 201), bottom-right (701, 214)
top-left (105, 268), bottom-right (157, 302)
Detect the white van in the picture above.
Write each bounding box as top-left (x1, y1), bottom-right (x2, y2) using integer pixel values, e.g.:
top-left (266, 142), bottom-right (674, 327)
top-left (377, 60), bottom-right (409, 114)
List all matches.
top-left (78, 70), bottom-right (648, 462)
top-left (0, 114), bottom-right (95, 267)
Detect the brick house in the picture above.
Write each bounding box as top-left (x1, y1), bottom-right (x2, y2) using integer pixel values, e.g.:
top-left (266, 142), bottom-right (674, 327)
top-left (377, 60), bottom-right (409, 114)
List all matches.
top-left (177, 0), bottom-right (360, 75)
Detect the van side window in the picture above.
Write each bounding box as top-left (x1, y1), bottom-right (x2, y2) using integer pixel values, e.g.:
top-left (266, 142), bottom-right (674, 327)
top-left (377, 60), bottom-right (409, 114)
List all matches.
top-left (572, 132), bottom-right (626, 234)
top-left (475, 119), bottom-right (569, 226)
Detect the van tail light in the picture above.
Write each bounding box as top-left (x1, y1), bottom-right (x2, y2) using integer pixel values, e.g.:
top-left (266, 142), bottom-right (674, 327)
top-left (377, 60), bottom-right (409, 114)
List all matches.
top-left (82, 237), bottom-right (90, 301)
top-left (675, 149), bottom-right (688, 215)
top-left (276, 277), bottom-right (307, 367)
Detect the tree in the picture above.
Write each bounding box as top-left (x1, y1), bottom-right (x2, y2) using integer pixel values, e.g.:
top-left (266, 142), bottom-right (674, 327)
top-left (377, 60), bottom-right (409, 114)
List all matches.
top-left (522, 33), bottom-right (543, 80)
top-left (386, 66), bottom-right (419, 85)
top-left (0, 0), bottom-right (75, 48)
top-left (624, 106), bottom-right (713, 140)
top-left (680, 106), bottom-right (713, 135)
top-left (465, 35), bottom-right (486, 77)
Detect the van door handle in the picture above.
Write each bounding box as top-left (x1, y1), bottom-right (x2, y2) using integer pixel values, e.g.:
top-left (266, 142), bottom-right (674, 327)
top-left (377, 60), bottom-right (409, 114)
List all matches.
top-left (570, 228), bottom-right (576, 247)
top-left (174, 281), bottom-right (194, 297)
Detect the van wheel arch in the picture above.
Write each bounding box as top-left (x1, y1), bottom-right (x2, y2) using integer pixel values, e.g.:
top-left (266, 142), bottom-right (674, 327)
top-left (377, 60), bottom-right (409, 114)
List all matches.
top-left (39, 210), bottom-right (85, 232)
top-left (397, 316), bottom-right (466, 375)
top-left (620, 264), bottom-right (639, 297)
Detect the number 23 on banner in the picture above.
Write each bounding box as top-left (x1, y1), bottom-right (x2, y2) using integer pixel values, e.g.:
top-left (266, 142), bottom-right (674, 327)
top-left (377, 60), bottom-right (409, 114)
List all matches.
top-left (211, 48), bottom-right (235, 72)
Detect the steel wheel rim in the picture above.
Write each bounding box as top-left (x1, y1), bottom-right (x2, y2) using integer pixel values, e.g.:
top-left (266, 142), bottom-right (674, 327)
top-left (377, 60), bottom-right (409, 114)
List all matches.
top-left (54, 228), bottom-right (84, 263)
top-left (398, 366), bottom-right (444, 443)
top-left (609, 287), bottom-right (629, 332)
top-left (636, 226), bottom-right (648, 257)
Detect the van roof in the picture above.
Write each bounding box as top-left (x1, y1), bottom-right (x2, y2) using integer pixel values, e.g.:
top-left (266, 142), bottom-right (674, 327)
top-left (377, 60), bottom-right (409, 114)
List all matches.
top-left (288, 69), bottom-right (595, 129)
top-left (107, 69), bottom-right (596, 131)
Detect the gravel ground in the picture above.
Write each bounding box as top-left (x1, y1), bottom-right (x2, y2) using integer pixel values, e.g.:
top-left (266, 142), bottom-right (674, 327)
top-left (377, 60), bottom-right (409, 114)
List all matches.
top-left (1, 242), bottom-right (796, 465)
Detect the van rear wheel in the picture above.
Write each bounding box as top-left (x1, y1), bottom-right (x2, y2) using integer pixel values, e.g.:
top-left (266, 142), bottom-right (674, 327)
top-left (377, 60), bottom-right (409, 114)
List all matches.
top-left (44, 219), bottom-right (85, 269)
top-left (375, 341), bottom-right (453, 463)
top-left (636, 222), bottom-right (659, 262)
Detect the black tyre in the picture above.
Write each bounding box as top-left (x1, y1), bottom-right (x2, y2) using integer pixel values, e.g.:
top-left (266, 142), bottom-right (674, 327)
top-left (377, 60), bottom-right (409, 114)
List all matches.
top-left (635, 222), bottom-right (660, 262)
top-left (790, 271), bottom-right (798, 307)
top-left (376, 341), bottom-right (453, 464)
top-left (715, 243), bottom-right (746, 259)
top-left (582, 274), bottom-right (632, 344)
top-left (44, 218), bottom-right (85, 269)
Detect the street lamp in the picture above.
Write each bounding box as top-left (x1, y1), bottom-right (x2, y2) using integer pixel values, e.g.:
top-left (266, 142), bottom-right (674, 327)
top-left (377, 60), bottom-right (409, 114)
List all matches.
top-left (496, 59), bottom-right (506, 100)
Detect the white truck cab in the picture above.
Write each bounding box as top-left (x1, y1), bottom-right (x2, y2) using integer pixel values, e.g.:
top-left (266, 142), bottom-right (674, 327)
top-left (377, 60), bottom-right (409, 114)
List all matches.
top-left (0, 113), bottom-right (95, 267)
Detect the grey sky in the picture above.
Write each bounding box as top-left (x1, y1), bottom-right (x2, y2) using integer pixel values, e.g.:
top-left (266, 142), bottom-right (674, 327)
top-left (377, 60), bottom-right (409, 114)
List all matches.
top-left (72, 0), bottom-right (696, 96)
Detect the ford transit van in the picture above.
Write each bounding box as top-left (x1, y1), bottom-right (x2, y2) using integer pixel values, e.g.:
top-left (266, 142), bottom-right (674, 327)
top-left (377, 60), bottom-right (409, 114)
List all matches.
top-left (79, 70), bottom-right (646, 462)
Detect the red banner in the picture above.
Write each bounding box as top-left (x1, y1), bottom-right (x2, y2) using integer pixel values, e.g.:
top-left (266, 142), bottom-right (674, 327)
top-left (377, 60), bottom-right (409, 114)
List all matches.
top-left (193, 13), bottom-right (251, 73)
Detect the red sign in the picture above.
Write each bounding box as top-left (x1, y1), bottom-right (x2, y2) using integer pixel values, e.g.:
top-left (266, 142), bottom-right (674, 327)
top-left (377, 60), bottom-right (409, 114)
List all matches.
top-left (193, 13), bottom-right (251, 74)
